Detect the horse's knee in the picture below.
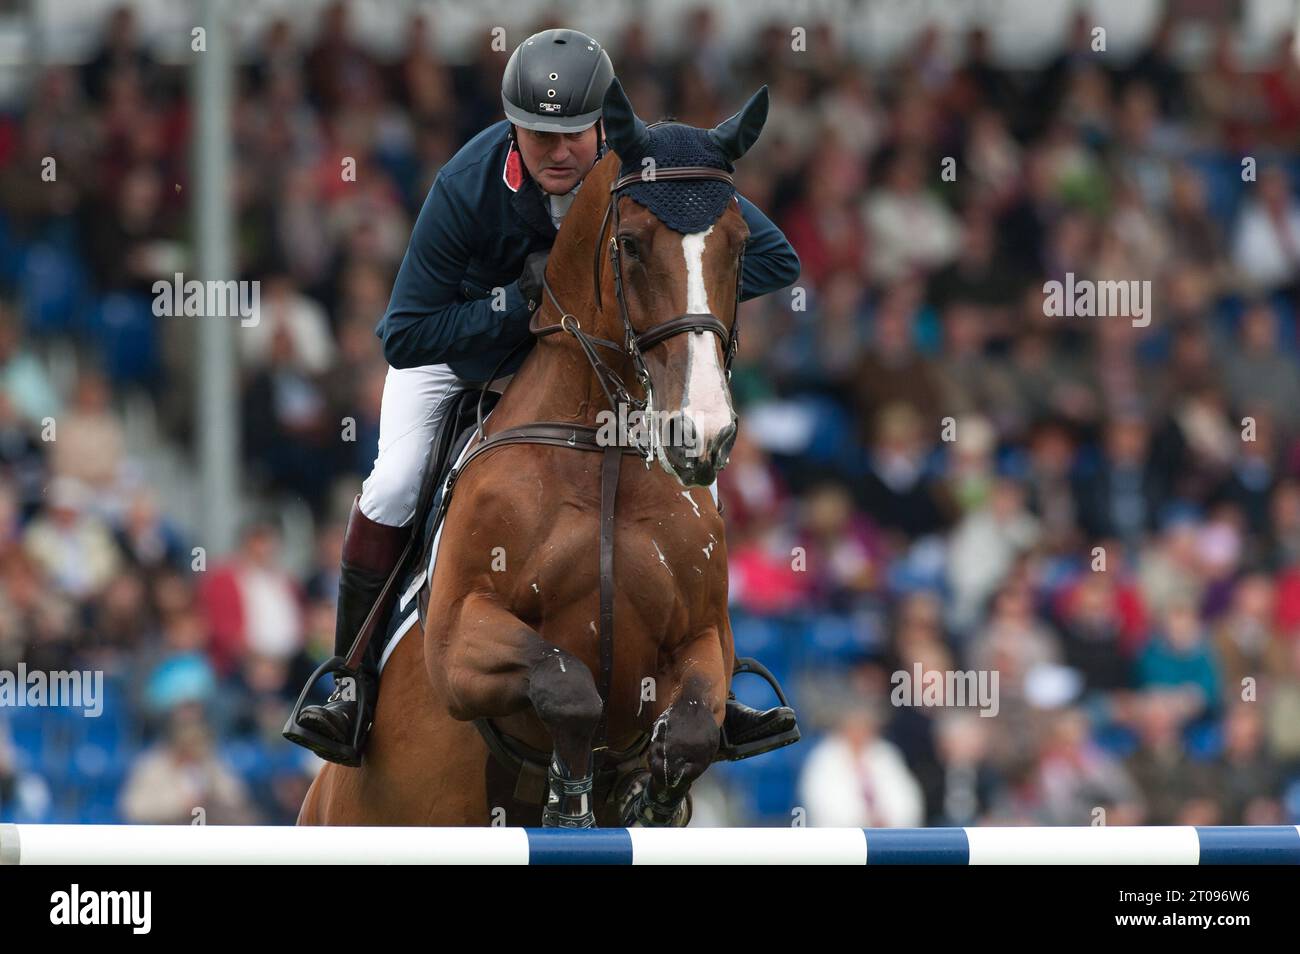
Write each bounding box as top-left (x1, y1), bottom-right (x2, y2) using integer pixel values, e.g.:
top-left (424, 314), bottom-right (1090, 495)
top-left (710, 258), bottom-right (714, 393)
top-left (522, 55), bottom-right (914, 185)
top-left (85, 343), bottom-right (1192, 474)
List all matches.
top-left (528, 648), bottom-right (602, 737)
top-left (650, 698), bottom-right (719, 787)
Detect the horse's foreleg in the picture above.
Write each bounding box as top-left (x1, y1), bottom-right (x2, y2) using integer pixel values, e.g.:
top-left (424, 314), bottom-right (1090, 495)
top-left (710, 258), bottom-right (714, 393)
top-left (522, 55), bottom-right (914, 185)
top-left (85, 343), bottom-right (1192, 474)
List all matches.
top-left (441, 593), bottom-right (604, 828)
top-left (624, 633), bottom-right (726, 826)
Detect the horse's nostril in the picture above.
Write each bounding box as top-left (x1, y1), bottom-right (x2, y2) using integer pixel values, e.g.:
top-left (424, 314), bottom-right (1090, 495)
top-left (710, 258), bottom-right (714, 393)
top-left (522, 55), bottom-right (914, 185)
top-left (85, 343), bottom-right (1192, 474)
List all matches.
top-left (711, 422), bottom-right (737, 469)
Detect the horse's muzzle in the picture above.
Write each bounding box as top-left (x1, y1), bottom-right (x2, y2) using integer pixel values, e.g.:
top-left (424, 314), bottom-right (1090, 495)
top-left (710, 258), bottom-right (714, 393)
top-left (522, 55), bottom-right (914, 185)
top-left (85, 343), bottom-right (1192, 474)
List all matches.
top-left (663, 419), bottom-right (736, 486)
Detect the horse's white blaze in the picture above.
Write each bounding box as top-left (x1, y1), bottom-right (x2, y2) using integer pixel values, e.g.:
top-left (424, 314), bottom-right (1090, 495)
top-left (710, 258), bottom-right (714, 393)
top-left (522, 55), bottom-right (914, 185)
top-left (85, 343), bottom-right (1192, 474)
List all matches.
top-left (679, 227), bottom-right (734, 455)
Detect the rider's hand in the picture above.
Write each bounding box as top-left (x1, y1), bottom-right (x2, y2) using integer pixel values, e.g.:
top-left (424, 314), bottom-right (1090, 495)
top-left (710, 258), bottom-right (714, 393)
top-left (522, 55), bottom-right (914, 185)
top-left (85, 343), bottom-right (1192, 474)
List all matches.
top-left (517, 251), bottom-right (549, 312)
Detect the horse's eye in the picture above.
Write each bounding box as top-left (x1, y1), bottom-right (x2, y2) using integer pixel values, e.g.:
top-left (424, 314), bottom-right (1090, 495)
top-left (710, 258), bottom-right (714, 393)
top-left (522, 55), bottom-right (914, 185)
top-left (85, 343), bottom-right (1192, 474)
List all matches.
top-left (619, 235), bottom-right (639, 259)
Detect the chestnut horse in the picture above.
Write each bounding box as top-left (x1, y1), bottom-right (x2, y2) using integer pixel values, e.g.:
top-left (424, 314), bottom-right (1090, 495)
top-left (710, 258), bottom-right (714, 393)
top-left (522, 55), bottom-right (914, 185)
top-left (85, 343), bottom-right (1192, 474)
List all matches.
top-left (299, 80), bottom-right (769, 827)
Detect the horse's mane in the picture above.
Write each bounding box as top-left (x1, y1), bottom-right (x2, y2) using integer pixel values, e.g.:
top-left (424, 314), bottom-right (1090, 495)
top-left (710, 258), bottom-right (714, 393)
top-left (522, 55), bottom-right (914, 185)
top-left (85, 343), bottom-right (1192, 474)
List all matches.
top-left (549, 149), bottom-right (619, 278)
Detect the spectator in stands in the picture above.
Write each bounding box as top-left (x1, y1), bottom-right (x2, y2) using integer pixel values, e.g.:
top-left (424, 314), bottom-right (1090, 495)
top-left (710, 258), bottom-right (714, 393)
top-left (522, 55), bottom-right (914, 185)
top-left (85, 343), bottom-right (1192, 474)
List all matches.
top-left (112, 483), bottom-right (187, 575)
top-left (239, 270), bottom-right (336, 376)
top-left (930, 712), bottom-right (1000, 826)
top-left (1035, 707), bottom-right (1143, 826)
top-left (0, 392), bottom-right (47, 516)
top-left (80, 4), bottom-right (160, 105)
top-left (1057, 569), bottom-right (1136, 695)
top-left (1073, 407), bottom-right (1165, 550)
top-left (46, 370), bottom-right (125, 498)
top-left (855, 402), bottom-right (951, 541)
top-left (965, 580), bottom-right (1063, 770)
top-left (0, 304), bottom-right (60, 426)
top-left (1021, 418), bottom-right (1081, 553)
top-left (119, 702), bottom-right (257, 824)
top-left (1265, 639), bottom-right (1300, 771)
top-left (1211, 410), bottom-right (1280, 543)
top-left (1135, 596), bottom-right (1224, 722)
top-left (0, 721), bottom-right (51, 822)
top-left (852, 281), bottom-right (943, 428)
top-left (1124, 691), bottom-right (1215, 824)
top-left (798, 698), bottom-right (924, 827)
top-left (1207, 702), bottom-right (1285, 825)
top-left (932, 301), bottom-right (1019, 434)
top-left (1224, 303), bottom-right (1300, 440)
top-left (1231, 165), bottom-right (1300, 296)
top-left (864, 149), bottom-right (961, 283)
top-left (198, 520), bottom-right (303, 675)
top-left (1166, 163), bottom-right (1225, 274)
top-left (23, 477), bottom-right (121, 600)
top-left (947, 472), bottom-right (1041, 634)
top-left (241, 323), bottom-right (343, 514)
top-left (795, 482), bottom-right (884, 612)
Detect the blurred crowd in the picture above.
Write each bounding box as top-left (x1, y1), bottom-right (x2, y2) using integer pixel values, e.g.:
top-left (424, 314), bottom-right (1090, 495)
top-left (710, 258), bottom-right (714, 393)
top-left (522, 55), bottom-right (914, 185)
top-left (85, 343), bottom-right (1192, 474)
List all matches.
top-left (2, 2), bottom-right (1300, 827)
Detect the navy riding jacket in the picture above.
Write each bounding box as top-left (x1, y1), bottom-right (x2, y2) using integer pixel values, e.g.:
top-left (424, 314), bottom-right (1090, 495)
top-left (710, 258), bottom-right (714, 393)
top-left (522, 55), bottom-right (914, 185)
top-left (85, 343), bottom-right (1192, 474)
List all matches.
top-left (376, 119), bottom-right (801, 383)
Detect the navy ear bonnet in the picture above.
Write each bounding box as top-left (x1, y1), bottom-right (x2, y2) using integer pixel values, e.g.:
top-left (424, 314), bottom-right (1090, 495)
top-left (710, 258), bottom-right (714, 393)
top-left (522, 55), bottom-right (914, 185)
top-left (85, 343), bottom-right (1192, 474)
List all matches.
top-left (616, 123), bottom-right (735, 235)
top-left (601, 77), bottom-right (769, 235)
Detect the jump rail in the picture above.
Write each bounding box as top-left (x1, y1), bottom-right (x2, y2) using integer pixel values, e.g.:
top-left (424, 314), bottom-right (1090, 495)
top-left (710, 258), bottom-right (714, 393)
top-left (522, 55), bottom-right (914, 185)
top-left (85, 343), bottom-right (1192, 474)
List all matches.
top-left (2, 824), bottom-right (1298, 864)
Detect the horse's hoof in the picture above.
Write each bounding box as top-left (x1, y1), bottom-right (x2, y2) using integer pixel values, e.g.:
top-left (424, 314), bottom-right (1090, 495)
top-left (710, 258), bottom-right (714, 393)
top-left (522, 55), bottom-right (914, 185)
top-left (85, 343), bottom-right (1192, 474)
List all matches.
top-left (616, 772), bottom-right (691, 828)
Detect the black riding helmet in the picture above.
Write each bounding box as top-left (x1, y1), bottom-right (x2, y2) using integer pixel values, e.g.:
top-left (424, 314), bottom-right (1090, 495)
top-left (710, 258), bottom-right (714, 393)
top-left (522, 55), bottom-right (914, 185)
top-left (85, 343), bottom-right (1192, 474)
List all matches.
top-left (502, 29), bottom-right (614, 135)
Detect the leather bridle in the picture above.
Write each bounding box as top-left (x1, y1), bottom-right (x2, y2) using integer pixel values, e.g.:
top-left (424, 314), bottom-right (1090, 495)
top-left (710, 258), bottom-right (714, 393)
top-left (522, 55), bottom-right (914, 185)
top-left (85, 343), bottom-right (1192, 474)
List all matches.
top-left (528, 164), bottom-right (744, 424)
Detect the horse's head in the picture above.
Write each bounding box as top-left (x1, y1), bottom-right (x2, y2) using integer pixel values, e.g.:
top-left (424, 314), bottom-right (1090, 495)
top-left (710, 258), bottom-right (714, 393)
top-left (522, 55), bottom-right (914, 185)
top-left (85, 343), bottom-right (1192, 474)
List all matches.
top-left (595, 78), bottom-right (769, 486)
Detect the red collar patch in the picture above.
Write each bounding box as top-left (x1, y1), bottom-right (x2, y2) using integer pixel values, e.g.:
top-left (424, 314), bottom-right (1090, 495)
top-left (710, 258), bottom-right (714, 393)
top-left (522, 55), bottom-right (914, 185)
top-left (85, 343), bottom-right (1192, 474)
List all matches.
top-left (503, 144), bottom-right (524, 192)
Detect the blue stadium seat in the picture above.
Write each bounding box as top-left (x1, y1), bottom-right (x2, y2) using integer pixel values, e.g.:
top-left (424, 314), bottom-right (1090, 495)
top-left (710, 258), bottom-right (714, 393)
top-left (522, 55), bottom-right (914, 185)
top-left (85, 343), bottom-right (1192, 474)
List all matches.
top-left (3, 703), bottom-right (47, 762)
top-left (1186, 154), bottom-right (1243, 227)
top-left (220, 738), bottom-right (278, 784)
top-left (1092, 722), bottom-right (1137, 758)
top-left (1184, 719), bottom-right (1222, 760)
top-left (731, 612), bottom-right (782, 657)
top-left (0, 212), bottom-right (19, 283)
top-left (18, 241), bottom-right (88, 335)
top-left (797, 611), bottom-right (879, 667)
top-left (89, 292), bottom-right (160, 387)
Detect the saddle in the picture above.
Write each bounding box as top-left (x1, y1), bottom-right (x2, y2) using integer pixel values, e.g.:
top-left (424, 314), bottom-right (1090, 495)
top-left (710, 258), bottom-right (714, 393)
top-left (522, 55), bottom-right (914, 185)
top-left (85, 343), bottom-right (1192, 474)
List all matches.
top-left (391, 385), bottom-right (504, 645)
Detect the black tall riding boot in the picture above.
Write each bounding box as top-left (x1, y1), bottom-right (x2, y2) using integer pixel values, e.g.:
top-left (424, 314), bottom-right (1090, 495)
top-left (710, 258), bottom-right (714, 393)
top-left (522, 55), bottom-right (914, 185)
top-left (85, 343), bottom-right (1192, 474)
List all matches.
top-left (291, 497), bottom-right (408, 765)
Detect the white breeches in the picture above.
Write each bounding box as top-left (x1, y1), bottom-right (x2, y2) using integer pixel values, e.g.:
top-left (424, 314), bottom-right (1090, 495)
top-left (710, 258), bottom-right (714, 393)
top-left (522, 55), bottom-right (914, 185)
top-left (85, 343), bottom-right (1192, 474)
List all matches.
top-left (359, 364), bottom-right (468, 527)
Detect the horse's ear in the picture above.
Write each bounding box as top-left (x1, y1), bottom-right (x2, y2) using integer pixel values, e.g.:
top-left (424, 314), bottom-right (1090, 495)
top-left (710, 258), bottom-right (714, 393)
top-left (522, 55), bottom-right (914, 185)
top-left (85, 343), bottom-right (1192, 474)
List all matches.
top-left (708, 86), bottom-right (769, 163)
top-left (602, 77), bottom-right (649, 159)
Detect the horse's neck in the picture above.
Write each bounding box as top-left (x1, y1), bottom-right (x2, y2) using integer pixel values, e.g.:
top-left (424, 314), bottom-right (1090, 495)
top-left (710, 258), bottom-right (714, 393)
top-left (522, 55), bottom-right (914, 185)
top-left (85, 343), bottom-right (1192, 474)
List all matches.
top-left (489, 166), bottom-right (634, 431)
top-left (490, 330), bottom-right (625, 430)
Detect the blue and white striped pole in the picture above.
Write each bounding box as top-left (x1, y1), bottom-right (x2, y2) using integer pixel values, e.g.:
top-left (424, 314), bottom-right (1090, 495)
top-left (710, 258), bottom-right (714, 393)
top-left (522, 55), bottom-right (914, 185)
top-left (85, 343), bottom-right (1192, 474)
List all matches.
top-left (2, 825), bottom-right (1298, 865)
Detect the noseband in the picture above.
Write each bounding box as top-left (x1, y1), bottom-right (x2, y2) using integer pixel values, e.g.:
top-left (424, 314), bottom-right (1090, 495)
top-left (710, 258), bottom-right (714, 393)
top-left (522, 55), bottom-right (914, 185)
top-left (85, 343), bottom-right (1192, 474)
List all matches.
top-left (529, 165), bottom-right (744, 418)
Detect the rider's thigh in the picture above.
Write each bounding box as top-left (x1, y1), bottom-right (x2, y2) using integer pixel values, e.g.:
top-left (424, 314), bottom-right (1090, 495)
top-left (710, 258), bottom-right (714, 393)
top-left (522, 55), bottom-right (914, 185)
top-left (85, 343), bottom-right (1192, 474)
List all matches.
top-left (360, 364), bottom-right (462, 526)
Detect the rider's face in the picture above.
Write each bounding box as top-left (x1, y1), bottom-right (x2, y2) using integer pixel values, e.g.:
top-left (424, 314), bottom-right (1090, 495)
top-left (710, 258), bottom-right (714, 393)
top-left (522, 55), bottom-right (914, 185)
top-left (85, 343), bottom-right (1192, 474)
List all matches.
top-left (513, 123), bottom-right (600, 195)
